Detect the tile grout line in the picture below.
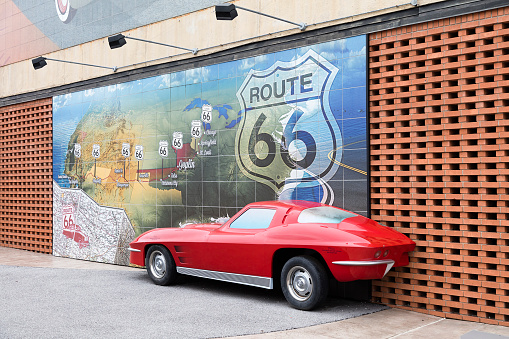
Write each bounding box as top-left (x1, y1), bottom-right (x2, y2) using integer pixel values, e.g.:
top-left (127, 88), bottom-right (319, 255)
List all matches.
top-left (387, 318), bottom-right (446, 338)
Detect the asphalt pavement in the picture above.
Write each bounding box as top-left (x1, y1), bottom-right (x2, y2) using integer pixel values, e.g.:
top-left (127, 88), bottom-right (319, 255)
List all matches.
top-left (0, 264), bottom-right (386, 339)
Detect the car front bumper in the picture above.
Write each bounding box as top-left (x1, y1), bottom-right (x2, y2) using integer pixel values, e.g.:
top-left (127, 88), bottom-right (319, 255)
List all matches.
top-left (129, 244), bottom-right (145, 267)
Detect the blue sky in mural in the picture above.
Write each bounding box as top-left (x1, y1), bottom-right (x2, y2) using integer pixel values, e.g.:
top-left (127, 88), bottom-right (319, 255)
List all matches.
top-left (53, 37), bottom-right (365, 109)
top-left (54, 35), bottom-right (365, 102)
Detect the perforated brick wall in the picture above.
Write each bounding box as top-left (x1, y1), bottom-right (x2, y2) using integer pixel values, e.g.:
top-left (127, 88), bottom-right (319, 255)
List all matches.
top-left (0, 98), bottom-right (53, 253)
top-left (369, 7), bottom-right (509, 326)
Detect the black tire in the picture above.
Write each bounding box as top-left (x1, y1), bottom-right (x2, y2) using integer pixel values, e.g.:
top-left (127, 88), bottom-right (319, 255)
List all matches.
top-left (145, 245), bottom-right (178, 286)
top-left (280, 256), bottom-right (329, 310)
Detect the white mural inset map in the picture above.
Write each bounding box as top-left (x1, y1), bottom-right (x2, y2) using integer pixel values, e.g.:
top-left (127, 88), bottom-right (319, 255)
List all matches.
top-left (53, 181), bottom-right (135, 265)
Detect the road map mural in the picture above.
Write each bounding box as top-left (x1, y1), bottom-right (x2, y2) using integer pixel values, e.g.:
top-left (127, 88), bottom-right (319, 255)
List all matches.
top-left (52, 35), bottom-right (368, 265)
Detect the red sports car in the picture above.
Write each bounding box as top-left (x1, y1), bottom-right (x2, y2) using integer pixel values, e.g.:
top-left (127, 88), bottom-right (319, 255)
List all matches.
top-left (129, 200), bottom-right (415, 310)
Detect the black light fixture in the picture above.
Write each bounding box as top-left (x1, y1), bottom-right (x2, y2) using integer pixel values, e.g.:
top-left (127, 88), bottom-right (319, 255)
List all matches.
top-left (108, 34), bottom-right (126, 49)
top-left (108, 33), bottom-right (198, 55)
top-left (215, 3), bottom-right (307, 31)
top-left (215, 4), bottom-right (238, 20)
top-left (32, 57), bottom-right (47, 70)
top-left (31, 56), bottom-right (117, 72)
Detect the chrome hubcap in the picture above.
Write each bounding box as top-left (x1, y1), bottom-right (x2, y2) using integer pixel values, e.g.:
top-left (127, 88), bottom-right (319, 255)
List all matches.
top-left (149, 250), bottom-right (166, 279)
top-left (286, 266), bottom-right (313, 301)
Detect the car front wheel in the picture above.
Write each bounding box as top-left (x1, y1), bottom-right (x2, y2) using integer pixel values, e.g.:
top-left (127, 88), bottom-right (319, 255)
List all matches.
top-left (145, 245), bottom-right (177, 285)
top-left (281, 256), bottom-right (328, 310)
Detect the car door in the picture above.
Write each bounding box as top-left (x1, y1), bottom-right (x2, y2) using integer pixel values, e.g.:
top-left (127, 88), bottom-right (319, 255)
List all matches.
top-left (204, 207), bottom-right (279, 278)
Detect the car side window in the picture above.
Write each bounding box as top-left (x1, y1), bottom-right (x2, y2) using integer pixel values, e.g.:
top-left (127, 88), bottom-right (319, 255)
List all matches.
top-left (229, 208), bottom-right (276, 229)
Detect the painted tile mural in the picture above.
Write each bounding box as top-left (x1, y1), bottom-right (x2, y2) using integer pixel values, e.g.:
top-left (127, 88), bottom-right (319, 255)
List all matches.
top-left (52, 35), bottom-right (368, 264)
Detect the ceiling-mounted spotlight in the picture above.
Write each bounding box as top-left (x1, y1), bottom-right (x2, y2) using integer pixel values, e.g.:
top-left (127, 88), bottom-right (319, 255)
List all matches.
top-left (108, 33), bottom-right (198, 55)
top-left (31, 56), bottom-right (118, 72)
top-left (215, 3), bottom-right (307, 31)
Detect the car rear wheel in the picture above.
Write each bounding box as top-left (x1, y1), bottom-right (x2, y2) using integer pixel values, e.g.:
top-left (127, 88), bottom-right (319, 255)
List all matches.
top-left (281, 256), bottom-right (328, 310)
top-left (146, 245), bottom-right (177, 286)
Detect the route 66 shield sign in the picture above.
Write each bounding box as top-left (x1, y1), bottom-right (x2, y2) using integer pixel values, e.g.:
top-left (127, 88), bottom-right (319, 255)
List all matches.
top-left (74, 144), bottom-right (81, 158)
top-left (121, 143), bottom-right (130, 158)
top-left (172, 132), bottom-right (183, 150)
top-left (92, 144), bottom-right (100, 159)
top-left (134, 145), bottom-right (144, 160)
top-left (235, 50), bottom-right (342, 198)
top-left (159, 140), bottom-right (169, 158)
top-left (191, 120), bottom-right (202, 139)
top-left (201, 104), bottom-right (212, 124)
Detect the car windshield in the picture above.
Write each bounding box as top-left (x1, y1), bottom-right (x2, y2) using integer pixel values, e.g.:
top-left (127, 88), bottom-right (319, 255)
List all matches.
top-left (229, 208), bottom-right (276, 229)
top-left (298, 206), bottom-right (357, 224)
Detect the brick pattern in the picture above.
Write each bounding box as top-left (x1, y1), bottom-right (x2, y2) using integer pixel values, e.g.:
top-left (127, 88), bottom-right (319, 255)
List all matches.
top-left (369, 8), bottom-right (509, 326)
top-left (0, 98), bottom-right (53, 253)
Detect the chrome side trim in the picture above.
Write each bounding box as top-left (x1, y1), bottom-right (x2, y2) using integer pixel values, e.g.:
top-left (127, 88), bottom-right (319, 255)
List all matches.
top-left (176, 266), bottom-right (273, 289)
top-left (332, 259), bottom-right (395, 266)
top-left (332, 259), bottom-right (395, 277)
top-left (128, 247), bottom-right (141, 252)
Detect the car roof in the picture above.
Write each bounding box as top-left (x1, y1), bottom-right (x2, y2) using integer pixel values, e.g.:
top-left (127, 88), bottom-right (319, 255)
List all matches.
top-left (246, 200), bottom-right (324, 210)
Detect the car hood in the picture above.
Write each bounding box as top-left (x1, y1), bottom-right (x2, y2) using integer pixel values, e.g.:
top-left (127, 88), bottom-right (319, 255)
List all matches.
top-left (182, 223), bottom-right (223, 231)
top-left (132, 223), bottom-right (221, 245)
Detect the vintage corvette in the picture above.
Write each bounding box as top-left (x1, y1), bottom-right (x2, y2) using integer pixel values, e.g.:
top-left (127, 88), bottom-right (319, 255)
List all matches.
top-left (129, 200), bottom-right (415, 310)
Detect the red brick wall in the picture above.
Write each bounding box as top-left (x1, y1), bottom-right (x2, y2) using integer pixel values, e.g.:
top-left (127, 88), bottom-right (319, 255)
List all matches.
top-left (0, 98), bottom-right (53, 253)
top-left (369, 7), bottom-right (509, 325)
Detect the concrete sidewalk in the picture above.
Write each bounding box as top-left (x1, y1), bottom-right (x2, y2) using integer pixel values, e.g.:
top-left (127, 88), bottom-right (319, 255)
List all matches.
top-left (1, 246), bottom-right (508, 339)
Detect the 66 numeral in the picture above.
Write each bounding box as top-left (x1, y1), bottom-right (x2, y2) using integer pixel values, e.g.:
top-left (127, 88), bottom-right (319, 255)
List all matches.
top-left (248, 111), bottom-right (316, 169)
top-left (248, 113), bottom-right (276, 168)
top-left (283, 110), bottom-right (316, 168)
top-left (202, 111), bottom-right (211, 123)
top-left (173, 138), bottom-right (182, 149)
top-left (63, 215), bottom-right (75, 227)
top-left (191, 126), bottom-right (201, 138)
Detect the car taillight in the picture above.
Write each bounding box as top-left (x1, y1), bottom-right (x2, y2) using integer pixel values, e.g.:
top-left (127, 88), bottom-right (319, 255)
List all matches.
top-left (383, 249), bottom-right (390, 257)
top-left (374, 250), bottom-right (382, 259)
